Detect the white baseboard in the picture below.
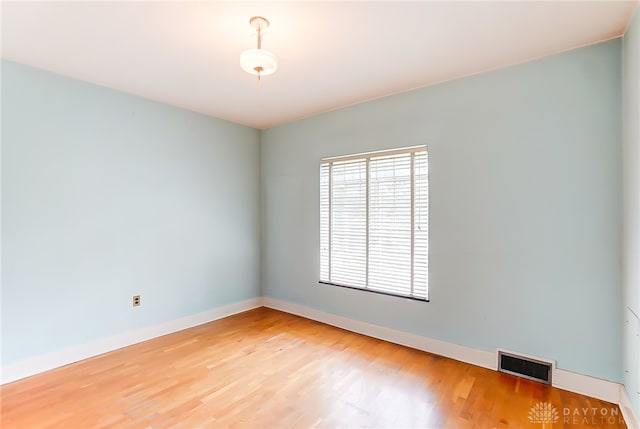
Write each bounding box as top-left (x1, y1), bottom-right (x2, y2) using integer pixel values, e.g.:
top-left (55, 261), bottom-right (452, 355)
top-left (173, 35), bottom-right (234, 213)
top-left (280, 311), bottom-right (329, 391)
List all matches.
top-left (554, 368), bottom-right (621, 403)
top-left (0, 298), bottom-right (263, 385)
top-left (620, 385), bottom-right (640, 429)
top-left (263, 297), bottom-right (621, 405)
top-left (262, 297), bottom-right (495, 369)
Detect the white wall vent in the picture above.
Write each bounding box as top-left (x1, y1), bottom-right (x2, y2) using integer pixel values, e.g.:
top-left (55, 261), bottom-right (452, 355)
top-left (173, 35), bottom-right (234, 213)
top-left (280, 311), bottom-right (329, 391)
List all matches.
top-left (498, 350), bottom-right (553, 385)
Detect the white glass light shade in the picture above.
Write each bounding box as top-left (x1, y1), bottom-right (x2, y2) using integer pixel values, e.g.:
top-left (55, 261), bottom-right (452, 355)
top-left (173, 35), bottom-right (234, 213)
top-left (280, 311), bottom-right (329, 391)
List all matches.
top-left (240, 48), bottom-right (278, 76)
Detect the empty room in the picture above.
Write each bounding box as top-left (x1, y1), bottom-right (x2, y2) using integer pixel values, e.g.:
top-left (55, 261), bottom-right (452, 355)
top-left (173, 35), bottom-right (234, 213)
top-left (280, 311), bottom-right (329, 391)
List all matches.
top-left (1, 1), bottom-right (640, 428)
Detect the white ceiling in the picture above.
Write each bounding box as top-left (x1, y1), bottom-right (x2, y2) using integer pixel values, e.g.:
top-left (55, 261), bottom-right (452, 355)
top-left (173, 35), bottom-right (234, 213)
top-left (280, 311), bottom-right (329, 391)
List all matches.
top-left (1, 1), bottom-right (638, 129)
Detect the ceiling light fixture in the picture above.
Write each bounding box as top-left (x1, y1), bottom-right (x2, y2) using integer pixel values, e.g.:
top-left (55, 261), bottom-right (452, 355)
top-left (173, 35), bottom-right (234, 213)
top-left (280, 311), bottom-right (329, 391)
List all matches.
top-left (240, 16), bottom-right (277, 81)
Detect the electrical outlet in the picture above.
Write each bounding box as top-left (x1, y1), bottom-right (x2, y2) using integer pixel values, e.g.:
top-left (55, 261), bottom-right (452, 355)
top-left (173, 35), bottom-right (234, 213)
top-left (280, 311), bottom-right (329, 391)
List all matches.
top-left (133, 295), bottom-right (141, 307)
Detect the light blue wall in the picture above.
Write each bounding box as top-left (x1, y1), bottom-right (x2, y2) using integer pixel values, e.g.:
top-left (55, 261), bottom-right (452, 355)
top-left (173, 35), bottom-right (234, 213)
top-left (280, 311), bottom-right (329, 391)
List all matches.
top-left (1, 60), bottom-right (261, 365)
top-left (261, 40), bottom-right (623, 382)
top-left (623, 8), bottom-right (640, 415)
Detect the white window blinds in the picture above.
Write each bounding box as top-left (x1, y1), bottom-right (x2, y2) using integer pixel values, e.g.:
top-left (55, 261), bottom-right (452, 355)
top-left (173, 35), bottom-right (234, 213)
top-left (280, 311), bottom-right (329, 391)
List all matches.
top-left (320, 146), bottom-right (428, 300)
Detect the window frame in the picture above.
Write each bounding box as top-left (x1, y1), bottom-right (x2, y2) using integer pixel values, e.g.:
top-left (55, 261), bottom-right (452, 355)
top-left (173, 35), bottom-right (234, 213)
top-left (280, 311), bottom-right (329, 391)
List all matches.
top-left (319, 145), bottom-right (429, 302)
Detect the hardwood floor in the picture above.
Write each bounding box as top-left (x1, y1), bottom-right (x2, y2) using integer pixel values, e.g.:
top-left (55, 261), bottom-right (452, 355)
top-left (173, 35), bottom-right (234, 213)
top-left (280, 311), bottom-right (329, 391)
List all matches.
top-left (0, 307), bottom-right (627, 428)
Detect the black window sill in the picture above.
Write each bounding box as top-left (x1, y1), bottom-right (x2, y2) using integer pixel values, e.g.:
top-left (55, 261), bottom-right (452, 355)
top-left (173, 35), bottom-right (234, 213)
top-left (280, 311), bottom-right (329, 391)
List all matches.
top-left (319, 281), bottom-right (429, 302)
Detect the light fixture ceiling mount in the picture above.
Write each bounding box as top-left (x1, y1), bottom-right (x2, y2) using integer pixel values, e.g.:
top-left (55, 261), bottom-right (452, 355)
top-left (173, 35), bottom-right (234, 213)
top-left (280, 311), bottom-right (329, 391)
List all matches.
top-left (240, 16), bottom-right (278, 80)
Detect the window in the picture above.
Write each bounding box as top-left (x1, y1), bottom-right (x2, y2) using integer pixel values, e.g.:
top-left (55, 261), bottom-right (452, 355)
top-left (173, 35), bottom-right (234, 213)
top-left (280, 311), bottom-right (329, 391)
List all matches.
top-left (320, 146), bottom-right (428, 301)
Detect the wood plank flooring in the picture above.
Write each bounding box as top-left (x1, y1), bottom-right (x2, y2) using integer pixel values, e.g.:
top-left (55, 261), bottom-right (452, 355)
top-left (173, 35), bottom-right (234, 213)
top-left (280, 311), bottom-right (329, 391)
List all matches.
top-left (0, 307), bottom-right (627, 428)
